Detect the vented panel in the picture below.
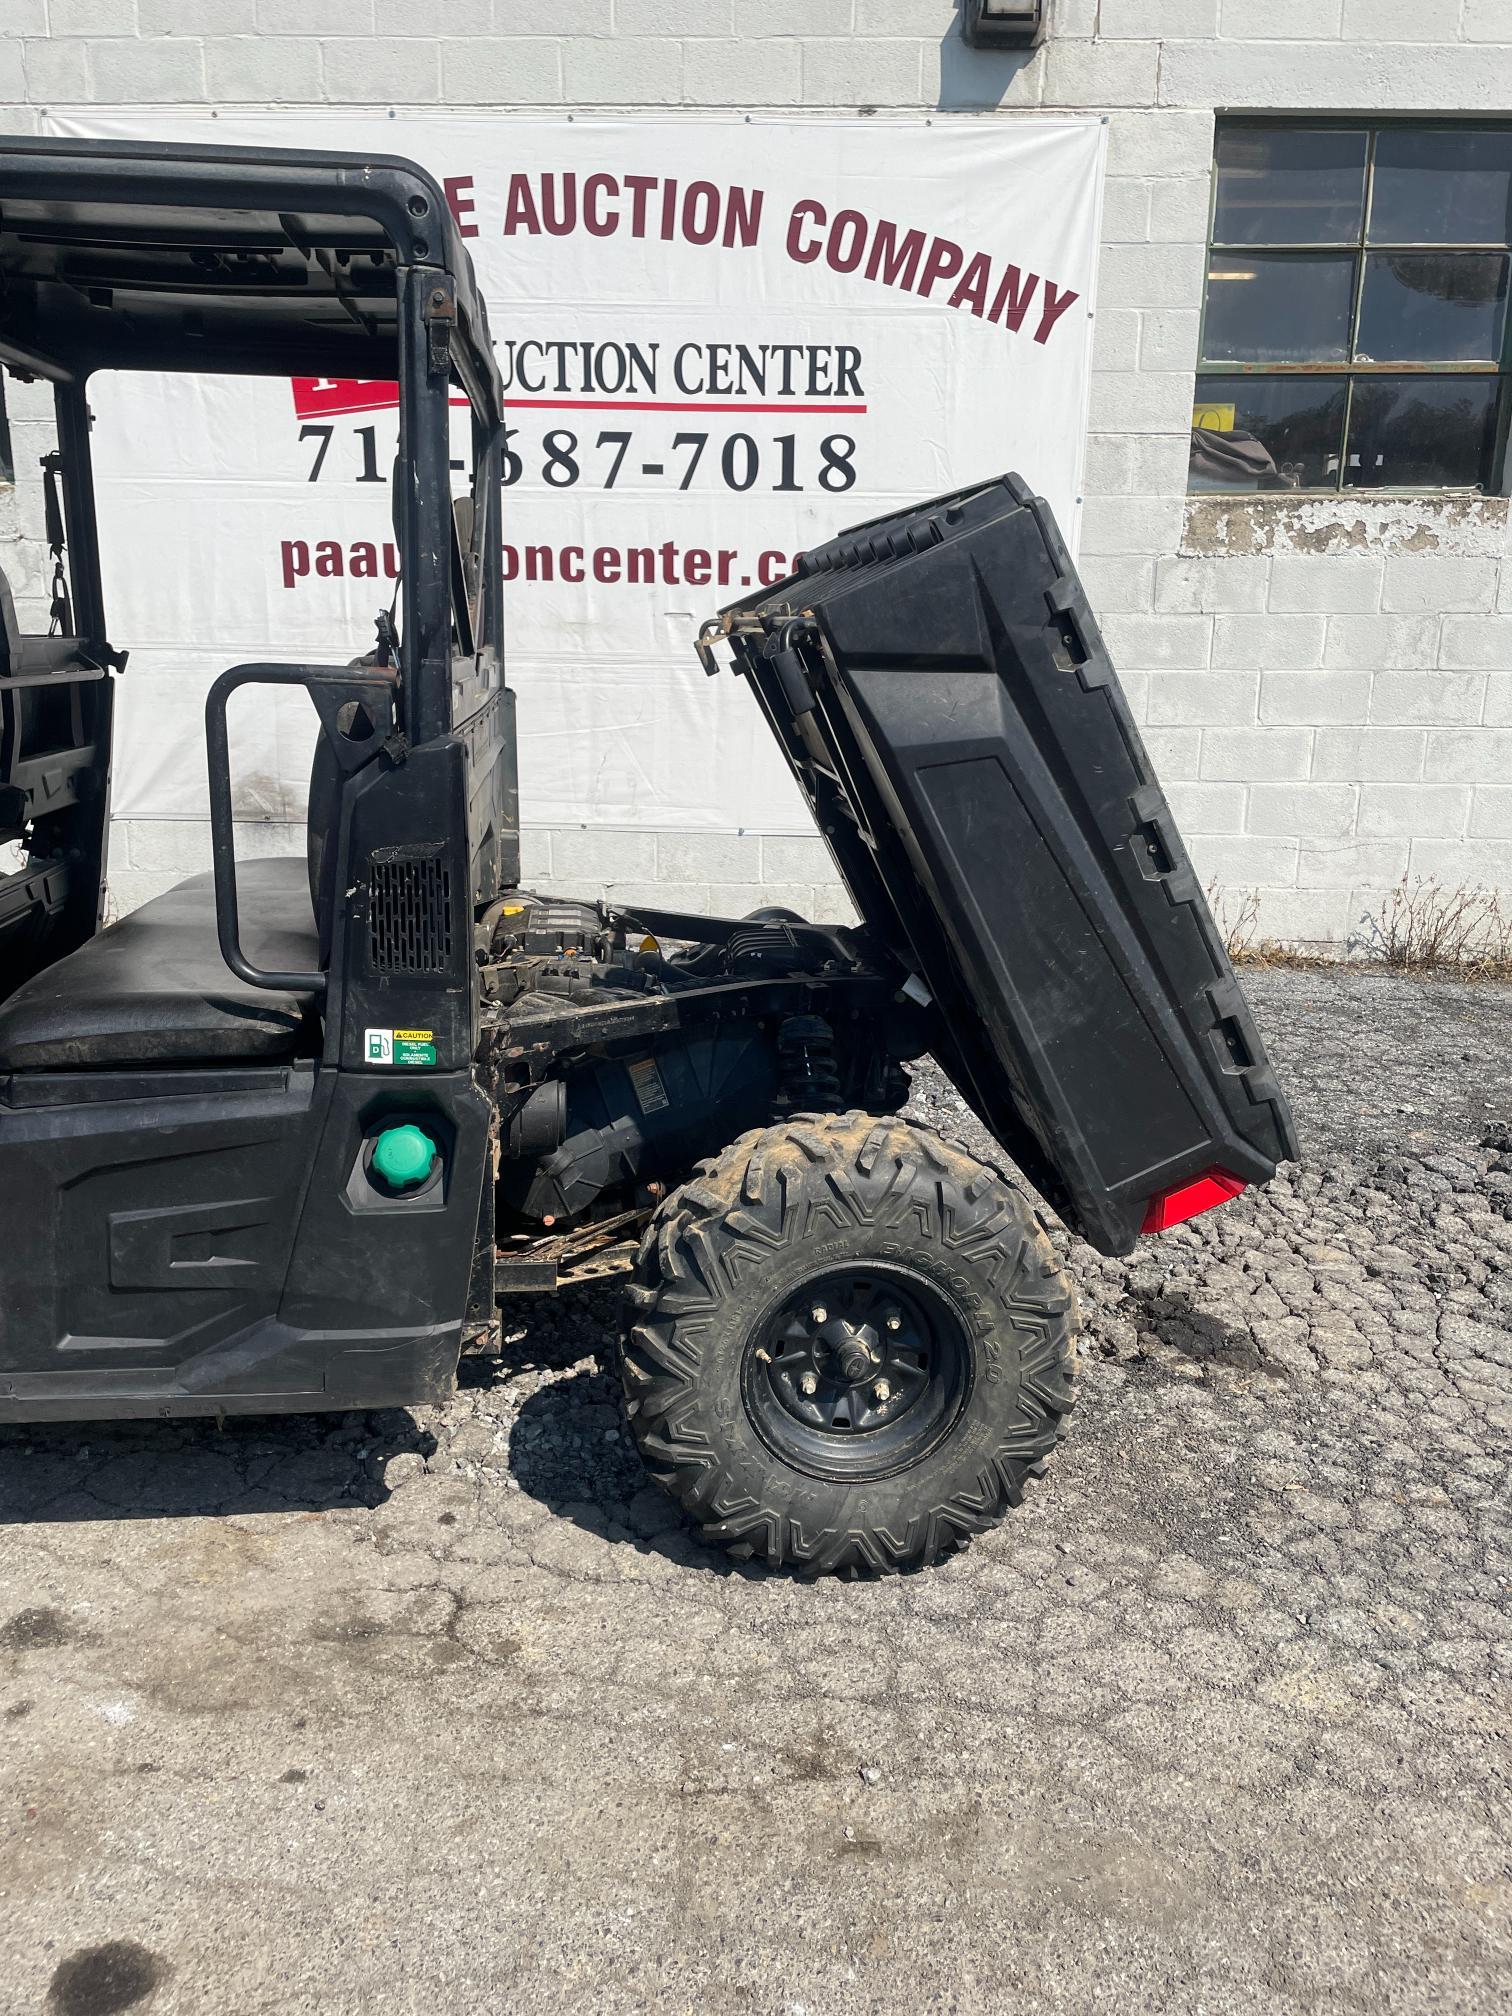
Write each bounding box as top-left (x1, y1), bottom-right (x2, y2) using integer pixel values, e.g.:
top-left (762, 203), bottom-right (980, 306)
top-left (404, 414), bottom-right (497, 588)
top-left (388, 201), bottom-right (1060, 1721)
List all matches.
top-left (368, 846), bottom-right (453, 974)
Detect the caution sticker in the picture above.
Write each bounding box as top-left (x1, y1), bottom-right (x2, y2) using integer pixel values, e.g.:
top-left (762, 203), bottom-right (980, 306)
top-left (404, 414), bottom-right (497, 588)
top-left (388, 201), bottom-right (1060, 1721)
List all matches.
top-left (626, 1054), bottom-right (670, 1114)
top-left (364, 1027), bottom-right (437, 1067)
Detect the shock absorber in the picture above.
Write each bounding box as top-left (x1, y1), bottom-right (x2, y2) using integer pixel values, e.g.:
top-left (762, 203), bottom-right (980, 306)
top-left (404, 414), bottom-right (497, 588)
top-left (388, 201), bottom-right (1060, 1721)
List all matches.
top-left (775, 1013), bottom-right (843, 1116)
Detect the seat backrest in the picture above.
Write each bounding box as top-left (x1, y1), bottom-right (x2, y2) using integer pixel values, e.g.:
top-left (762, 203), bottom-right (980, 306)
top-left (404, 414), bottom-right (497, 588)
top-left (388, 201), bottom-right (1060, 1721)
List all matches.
top-left (0, 563), bottom-right (112, 997)
top-left (0, 563), bottom-right (100, 686)
top-left (306, 728), bottom-right (342, 959)
top-left (0, 564), bottom-right (19, 676)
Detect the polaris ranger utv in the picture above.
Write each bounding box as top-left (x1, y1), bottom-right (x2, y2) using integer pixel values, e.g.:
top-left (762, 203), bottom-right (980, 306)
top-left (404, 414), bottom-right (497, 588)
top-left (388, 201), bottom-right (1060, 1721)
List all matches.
top-left (0, 138), bottom-right (1296, 1575)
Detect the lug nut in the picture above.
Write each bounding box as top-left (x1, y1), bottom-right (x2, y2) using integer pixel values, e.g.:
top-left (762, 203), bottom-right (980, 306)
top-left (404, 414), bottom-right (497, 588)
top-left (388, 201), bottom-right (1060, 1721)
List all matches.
top-left (884, 1311), bottom-right (903, 1331)
top-left (810, 1305), bottom-right (828, 1326)
top-left (799, 1371), bottom-right (819, 1397)
top-left (873, 1379), bottom-right (892, 1404)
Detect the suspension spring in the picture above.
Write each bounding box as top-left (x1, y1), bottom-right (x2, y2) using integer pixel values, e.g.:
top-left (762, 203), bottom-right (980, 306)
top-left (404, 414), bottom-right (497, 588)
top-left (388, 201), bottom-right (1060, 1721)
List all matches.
top-left (775, 1013), bottom-right (843, 1116)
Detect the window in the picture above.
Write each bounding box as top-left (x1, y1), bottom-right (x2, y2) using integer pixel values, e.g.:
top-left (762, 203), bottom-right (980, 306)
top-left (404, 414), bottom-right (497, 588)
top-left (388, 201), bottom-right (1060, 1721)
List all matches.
top-left (0, 373), bottom-right (12, 486)
top-left (1192, 123), bottom-right (1512, 495)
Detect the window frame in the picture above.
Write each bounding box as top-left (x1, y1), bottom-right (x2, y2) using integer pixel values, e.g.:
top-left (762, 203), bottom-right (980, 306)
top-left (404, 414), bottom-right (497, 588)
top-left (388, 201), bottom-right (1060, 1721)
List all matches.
top-left (1195, 116), bottom-right (1512, 498)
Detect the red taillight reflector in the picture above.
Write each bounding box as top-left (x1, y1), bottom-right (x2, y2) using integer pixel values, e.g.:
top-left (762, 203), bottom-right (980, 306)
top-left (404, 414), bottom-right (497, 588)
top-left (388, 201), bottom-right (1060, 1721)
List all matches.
top-left (1140, 1170), bottom-right (1247, 1235)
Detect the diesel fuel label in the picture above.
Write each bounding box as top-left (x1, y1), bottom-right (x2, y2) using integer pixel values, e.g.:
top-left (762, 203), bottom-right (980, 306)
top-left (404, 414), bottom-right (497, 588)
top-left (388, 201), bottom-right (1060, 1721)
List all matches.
top-left (365, 1028), bottom-right (438, 1068)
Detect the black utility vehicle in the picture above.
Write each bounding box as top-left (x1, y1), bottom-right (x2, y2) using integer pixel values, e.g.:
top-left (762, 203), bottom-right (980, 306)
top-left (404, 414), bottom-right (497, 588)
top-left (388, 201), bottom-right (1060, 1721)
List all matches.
top-left (0, 139), bottom-right (1295, 1574)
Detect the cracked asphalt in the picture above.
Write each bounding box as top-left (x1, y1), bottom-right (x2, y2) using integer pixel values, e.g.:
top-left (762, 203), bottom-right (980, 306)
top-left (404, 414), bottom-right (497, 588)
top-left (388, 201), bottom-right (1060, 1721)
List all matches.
top-left (2, 965), bottom-right (1510, 2016)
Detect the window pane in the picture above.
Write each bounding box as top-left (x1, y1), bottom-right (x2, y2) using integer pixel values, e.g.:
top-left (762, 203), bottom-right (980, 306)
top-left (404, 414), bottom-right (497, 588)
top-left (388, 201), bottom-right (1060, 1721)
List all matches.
top-left (1190, 376), bottom-right (1348, 492)
top-left (1356, 251), bottom-right (1508, 362)
top-left (1370, 128), bottom-right (1512, 246)
top-left (1345, 376), bottom-right (1499, 489)
top-left (1202, 253), bottom-right (1356, 364)
top-left (1213, 126), bottom-right (1368, 245)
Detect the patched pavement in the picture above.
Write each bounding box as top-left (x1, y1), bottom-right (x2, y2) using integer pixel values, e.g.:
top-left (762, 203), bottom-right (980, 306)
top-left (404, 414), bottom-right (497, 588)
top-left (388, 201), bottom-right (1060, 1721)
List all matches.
top-left (2, 967), bottom-right (1509, 2015)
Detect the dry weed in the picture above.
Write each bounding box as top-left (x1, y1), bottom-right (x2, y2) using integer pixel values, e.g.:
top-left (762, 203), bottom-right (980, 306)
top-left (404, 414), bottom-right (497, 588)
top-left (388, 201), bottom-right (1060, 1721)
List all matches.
top-left (1204, 879), bottom-right (1321, 969)
top-left (1357, 876), bottom-right (1512, 982)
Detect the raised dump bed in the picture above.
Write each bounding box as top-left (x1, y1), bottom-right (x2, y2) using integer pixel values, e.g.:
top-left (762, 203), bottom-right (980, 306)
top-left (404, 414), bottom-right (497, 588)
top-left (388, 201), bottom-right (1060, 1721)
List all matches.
top-left (705, 473), bottom-right (1298, 1257)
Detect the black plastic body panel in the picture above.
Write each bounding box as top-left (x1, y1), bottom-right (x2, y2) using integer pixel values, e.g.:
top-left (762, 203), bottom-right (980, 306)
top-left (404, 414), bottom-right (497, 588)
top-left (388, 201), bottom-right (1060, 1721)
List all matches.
top-left (0, 140), bottom-right (518, 1424)
top-left (331, 737), bottom-right (478, 1073)
top-left (716, 474), bottom-right (1298, 1257)
top-left (0, 1061), bottom-right (491, 1422)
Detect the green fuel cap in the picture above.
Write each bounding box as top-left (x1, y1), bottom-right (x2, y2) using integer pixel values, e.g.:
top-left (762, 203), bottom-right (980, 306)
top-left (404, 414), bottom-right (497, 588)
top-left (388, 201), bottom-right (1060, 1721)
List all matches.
top-left (371, 1123), bottom-right (437, 1190)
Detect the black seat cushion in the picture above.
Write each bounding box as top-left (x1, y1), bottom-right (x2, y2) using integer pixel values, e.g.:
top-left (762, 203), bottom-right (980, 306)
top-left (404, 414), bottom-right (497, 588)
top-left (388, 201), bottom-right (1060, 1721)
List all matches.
top-left (0, 857), bottom-right (320, 1070)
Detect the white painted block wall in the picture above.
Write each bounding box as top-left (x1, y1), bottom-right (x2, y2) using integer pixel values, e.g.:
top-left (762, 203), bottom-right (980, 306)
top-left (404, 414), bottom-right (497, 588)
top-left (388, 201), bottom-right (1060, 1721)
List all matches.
top-left (4, 0), bottom-right (1512, 941)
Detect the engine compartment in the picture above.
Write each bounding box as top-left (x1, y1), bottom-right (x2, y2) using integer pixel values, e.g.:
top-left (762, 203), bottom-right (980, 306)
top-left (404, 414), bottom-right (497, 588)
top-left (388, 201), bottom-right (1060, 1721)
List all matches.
top-left (478, 894), bottom-right (922, 1257)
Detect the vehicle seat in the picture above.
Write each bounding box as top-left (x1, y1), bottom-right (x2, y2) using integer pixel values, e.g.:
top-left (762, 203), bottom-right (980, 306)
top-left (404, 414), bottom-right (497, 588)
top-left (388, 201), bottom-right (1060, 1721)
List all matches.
top-left (0, 560), bottom-right (103, 681)
top-left (0, 856), bottom-right (320, 1071)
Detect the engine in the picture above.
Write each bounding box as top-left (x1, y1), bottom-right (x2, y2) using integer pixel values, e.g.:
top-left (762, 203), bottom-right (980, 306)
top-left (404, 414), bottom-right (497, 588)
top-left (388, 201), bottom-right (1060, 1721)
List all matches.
top-left (481, 894), bottom-right (922, 1235)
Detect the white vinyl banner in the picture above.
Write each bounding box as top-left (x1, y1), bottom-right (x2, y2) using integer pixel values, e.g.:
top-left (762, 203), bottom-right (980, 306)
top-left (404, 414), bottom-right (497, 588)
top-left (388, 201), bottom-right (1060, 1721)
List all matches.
top-left (50, 112), bottom-right (1106, 838)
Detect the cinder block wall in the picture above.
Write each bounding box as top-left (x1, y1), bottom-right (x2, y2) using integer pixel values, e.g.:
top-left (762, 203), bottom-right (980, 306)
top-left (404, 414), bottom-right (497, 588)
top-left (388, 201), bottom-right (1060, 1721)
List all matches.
top-left (4, 0), bottom-right (1512, 938)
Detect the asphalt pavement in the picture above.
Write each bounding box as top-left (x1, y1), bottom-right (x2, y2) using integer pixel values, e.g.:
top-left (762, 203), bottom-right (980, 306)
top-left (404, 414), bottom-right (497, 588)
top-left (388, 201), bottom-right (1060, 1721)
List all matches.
top-left (1, 964), bottom-right (1509, 2016)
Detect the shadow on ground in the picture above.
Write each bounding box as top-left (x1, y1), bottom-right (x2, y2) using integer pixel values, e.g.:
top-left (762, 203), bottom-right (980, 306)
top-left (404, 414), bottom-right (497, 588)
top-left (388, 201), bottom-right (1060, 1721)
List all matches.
top-left (1118, 1286), bottom-right (1282, 1379)
top-left (0, 1408), bottom-right (438, 1525)
top-left (0, 1275), bottom-right (1264, 1541)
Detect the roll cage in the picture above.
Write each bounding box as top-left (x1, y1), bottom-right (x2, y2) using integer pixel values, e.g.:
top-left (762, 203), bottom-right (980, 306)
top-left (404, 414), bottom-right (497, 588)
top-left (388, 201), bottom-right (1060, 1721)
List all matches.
top-left (0, 134), bottom-right (512, 1005)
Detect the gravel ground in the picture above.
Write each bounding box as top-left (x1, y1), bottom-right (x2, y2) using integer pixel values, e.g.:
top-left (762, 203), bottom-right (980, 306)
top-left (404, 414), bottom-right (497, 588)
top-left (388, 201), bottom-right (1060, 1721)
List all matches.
top-left (1, 966), bottom-right (1510, 2016)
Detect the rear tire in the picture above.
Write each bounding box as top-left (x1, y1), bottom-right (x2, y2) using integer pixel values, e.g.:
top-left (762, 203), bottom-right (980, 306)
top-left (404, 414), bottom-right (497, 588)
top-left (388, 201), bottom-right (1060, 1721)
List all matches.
top-left (620, 1112), bottom-right (1078, 1575)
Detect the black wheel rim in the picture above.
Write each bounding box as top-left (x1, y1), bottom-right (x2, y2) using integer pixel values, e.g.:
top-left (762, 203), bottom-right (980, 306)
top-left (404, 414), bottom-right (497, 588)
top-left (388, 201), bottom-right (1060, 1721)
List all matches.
top-left (741, 1264), bottom-right (973, 1482)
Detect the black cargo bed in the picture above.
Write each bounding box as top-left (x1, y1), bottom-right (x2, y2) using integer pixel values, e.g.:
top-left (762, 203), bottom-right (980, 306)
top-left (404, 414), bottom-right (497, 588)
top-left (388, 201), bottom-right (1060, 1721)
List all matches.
top-left (704, 474), bottom-right (1298, 1257)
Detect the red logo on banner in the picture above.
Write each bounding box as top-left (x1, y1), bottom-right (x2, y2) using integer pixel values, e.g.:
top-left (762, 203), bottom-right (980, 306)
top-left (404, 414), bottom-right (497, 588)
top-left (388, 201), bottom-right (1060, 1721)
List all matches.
top-left (291, 378), bottom-right (399, 420)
